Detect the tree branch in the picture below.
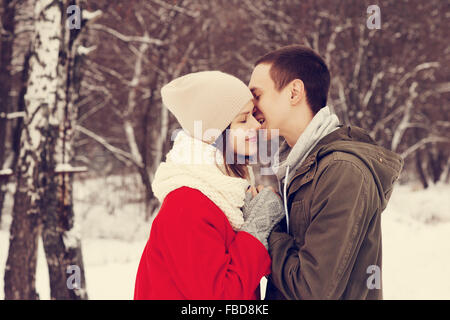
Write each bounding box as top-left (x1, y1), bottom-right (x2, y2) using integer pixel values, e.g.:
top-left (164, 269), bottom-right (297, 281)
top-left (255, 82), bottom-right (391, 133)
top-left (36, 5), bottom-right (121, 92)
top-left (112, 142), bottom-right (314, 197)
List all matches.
top-left (75, 125), bottom-right (136, 167)
top-left (401, 137), bottom-right (450, 159)
top-left (89, 24), bottom-right (164, 46)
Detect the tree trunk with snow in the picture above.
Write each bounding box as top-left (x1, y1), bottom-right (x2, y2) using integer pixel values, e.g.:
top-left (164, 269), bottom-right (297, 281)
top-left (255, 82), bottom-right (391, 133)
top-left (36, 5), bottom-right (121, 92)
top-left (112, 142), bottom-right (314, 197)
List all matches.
top-left (4, 0), bottom-right (62, 300)
top-left (4, 0), bottom-right (89, 300)
top-left (39, 0), bottom-right (89, 299)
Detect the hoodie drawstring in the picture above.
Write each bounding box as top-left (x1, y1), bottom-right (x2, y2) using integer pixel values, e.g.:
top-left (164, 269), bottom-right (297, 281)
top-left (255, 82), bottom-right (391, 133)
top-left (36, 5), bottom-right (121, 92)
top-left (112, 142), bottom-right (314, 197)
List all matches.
top-left (283, 165), bottom-right (290, 233)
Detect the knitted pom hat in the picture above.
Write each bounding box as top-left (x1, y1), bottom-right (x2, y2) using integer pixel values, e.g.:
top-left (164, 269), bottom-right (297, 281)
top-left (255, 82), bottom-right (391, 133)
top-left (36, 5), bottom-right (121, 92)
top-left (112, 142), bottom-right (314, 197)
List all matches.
top-left (161, 71), bottom-right (253, 143)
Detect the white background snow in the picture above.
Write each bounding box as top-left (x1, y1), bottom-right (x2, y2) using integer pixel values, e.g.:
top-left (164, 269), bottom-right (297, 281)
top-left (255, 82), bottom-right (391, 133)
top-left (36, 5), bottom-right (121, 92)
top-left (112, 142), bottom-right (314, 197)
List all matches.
top-left (0, 174), bottom-right (449, 299)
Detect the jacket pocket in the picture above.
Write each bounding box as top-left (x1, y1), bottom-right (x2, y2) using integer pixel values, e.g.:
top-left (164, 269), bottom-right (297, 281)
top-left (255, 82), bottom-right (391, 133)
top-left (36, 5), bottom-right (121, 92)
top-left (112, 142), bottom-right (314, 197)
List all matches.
top-left (290, 199), bottom-right (307, 247)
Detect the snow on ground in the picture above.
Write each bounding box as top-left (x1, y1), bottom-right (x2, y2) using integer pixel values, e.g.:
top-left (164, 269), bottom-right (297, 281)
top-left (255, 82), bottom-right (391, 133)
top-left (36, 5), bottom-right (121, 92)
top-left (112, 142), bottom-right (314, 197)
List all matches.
top-left (0, 175), bottom-right (449, 299)
top-left (381, 183), bottom-right (450, 299)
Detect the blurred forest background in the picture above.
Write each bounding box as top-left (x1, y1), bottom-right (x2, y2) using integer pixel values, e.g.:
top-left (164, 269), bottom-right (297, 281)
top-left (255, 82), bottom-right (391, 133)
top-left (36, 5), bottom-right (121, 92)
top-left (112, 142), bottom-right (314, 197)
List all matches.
top-left (0, 0), bottom-right (448, 299)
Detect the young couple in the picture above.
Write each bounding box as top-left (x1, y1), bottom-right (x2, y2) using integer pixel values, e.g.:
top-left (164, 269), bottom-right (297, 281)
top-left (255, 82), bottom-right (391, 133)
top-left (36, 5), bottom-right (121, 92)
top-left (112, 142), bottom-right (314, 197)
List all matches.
top-left (134, 45), bottom-right (403, 300)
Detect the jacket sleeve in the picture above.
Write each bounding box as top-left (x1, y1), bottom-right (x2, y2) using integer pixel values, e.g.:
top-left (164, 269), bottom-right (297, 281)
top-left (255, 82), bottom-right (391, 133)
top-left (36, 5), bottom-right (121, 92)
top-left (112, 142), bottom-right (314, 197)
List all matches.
top-left (158, 189), bottom-right (271, 299)
top-left (268, 159), bottom-right (372, 299)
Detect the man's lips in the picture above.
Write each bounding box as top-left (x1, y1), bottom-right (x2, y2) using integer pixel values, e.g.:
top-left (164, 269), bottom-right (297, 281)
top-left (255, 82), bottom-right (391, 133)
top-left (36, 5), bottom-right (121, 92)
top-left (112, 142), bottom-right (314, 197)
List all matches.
top-left (246, 136), bottom-right (257, 143)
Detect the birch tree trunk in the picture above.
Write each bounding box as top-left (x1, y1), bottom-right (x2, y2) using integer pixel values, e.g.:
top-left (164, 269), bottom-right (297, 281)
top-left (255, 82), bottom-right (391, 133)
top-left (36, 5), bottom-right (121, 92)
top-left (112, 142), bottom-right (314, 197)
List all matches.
top-left (4, 0), bottom-right (61, 300)
top-left (40, 0), bottom-right (88, 299)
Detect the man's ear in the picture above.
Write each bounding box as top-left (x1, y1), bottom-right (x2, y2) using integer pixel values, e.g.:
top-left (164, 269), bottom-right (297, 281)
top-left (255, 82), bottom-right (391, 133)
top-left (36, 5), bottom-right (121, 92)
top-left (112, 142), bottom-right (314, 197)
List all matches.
top-left (290, 79), bottom-right (305, 105)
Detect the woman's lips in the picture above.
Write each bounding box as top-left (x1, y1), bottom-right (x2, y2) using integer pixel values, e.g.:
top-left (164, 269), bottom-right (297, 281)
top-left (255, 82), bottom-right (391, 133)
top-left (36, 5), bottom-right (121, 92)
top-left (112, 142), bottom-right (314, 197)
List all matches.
top-left (259, 119), bottom-right (266, 129)
top-left (246, 136), bottom-right (257, 143)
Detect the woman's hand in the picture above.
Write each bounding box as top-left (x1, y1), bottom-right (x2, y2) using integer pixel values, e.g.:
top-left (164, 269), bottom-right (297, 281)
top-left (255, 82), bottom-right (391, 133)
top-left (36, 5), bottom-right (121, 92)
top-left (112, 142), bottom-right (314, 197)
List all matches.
top-left (241, 187), bottom-right (285, 250)
top-left (247, 185), bottom-right (280, 198)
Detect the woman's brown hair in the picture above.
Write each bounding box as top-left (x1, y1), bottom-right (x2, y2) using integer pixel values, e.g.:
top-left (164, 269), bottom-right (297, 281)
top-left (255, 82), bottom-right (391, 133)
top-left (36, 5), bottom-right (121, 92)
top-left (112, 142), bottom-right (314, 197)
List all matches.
top-left (213, 124), bottom-right (250, 180)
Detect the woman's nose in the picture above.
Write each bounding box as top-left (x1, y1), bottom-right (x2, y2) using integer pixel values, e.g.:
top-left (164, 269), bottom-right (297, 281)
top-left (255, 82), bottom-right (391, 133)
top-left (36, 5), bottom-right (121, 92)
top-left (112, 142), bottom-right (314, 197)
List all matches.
top-left (250, 115), bottom-right (262, 130)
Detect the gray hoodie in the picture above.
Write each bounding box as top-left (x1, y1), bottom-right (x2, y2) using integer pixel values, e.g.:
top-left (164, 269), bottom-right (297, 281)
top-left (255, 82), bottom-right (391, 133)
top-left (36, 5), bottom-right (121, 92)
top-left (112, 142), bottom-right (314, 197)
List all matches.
top-left (270, 106), bottom-right (340, 232)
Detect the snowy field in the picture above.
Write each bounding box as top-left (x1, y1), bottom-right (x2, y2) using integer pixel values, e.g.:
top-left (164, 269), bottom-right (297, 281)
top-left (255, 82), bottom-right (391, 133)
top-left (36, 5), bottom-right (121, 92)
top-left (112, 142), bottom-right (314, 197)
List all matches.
top-left (0, 175), bottom-right (449, 300)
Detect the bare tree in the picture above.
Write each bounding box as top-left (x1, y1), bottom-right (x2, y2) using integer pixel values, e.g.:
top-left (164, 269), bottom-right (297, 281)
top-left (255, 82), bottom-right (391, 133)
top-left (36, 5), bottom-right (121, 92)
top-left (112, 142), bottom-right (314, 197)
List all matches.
top-left (38, 0), bottom-right (101, 300)
top-left (5, 0), bottom-right (95, 299)
top-left (75, 0), bottom-right (201, 219)
top-left (4, 0), bottom-right (62, 299)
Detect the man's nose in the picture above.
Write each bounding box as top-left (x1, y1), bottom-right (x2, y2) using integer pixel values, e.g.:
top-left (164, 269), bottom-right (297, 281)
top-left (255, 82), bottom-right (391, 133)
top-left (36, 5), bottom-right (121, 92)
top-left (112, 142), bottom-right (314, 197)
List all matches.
top-left (253, 107), bottom-right (264, 117)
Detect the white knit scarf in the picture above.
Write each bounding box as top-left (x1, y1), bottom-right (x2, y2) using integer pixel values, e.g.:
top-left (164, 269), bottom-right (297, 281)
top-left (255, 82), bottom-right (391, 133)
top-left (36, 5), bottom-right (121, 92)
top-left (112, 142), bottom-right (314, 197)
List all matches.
top-left (151, 130), bottom-right (250, 230)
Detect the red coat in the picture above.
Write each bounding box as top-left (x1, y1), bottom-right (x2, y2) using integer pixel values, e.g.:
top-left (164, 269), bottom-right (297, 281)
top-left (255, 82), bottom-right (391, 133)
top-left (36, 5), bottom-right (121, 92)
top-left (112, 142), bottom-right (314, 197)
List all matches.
top-left (134, 186), bottom-right (271, 300)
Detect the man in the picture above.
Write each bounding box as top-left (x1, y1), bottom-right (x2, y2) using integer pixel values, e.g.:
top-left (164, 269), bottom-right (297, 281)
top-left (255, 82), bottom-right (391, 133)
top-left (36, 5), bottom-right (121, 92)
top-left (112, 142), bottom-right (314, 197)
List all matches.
top-left (248, 45), bottom-right (404, 299)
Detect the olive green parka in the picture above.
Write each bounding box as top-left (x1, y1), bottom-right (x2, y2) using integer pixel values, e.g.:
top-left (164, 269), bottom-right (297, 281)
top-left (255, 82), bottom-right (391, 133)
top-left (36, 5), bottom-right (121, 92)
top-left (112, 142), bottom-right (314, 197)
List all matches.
top-left (266, 125), bottom-right (403, 300)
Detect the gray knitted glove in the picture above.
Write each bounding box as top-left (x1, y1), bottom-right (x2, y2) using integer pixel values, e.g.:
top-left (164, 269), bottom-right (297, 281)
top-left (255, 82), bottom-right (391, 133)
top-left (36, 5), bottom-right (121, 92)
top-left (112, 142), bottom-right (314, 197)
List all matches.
top-left (242, 190), bottom-right (254, 221)
top-left (241, 188), bottom-right (285, 250)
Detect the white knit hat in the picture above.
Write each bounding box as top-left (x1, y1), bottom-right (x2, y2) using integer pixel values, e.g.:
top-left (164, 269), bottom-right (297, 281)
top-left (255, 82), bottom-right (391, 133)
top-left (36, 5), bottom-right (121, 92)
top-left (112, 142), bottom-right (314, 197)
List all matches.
top-left (161, 71), bottom-right (253, 143)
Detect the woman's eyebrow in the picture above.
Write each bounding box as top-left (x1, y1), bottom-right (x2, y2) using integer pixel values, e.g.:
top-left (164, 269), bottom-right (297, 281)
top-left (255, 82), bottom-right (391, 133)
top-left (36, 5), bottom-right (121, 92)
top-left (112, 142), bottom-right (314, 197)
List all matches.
top-left (238, 111), bottom-right (250, 116)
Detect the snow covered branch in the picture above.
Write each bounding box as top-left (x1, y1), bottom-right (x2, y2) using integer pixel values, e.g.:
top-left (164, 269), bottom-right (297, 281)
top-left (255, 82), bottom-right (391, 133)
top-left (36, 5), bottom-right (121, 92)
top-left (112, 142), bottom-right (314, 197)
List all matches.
top-left (398, 62), bottom-right (440, 88)
top-left (75, 125), bottom-right (135, 167)
top-left (0, 111), bottom-right (26, 119)
top-left (89, 24), bottom-right (164, 46)
top-left (82, 9), bottom-right (102, 22)
top-left (362, 71), bottom-right (384, 109)
top-left (391, 82), bottom-right (419, 151)
top-left (77, 45), bottom-right (97, 56)
top-left (401, 137), bottom-right (450, 159)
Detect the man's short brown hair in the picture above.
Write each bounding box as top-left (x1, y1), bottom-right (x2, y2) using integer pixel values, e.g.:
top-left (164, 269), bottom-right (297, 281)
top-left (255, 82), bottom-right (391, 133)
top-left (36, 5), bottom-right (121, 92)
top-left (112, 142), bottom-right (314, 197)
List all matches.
top-left (255, 45), bottom-right (330, 114)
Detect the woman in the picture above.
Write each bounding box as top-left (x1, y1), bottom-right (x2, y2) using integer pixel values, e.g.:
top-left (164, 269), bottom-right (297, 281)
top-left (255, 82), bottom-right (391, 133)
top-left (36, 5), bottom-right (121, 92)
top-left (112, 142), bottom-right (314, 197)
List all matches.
top-left (134, 71), bottom-right (284, 300)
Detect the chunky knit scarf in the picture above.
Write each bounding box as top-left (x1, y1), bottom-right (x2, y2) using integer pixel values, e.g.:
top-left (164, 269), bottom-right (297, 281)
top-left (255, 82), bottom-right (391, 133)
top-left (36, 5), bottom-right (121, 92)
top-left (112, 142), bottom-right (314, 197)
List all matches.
top-left (151, 130), bottom-right (250, 230)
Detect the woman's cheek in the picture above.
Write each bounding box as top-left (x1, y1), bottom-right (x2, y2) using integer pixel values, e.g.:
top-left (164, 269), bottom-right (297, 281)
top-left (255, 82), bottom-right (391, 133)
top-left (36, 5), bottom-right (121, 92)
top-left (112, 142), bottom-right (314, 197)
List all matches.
top-left (241, 135), bottom-right (258, 156)
top-left (247, 139), bottom-right (258, 156)
top-left (229, 129), bottom-right (244, 154)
